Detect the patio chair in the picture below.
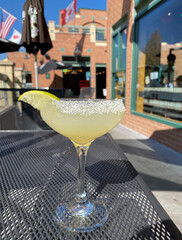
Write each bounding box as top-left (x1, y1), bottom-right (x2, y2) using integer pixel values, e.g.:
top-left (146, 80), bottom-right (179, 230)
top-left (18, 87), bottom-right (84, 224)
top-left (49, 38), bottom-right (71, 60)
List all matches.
top-left (79, 87), bottom-right (95, 98)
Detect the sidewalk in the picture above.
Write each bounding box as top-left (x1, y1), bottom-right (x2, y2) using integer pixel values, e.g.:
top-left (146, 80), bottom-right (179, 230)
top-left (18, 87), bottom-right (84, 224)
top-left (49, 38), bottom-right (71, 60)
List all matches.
top-left (109, 124), bottom-right (182, 233)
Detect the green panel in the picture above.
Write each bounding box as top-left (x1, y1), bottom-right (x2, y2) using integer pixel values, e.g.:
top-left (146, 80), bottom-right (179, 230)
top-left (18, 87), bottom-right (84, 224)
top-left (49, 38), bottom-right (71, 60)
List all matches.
top-left (71, 63), bottom-right (91, 67)
top-left (135, 0), bottom-right (164, 19)
top-left (83, 28), bottom-right (90, 34)
top-left (61, 48), bottom-right (65, 51)
top-left (135, 0), bottom-right (152, 8)
top-left (46, 73), bottom-right (50, 79)
top-left (88, 48), bottom-right (91, 53)
top-left (68, 27), bottom-right (79, 33)
top-left (135, 0), bottom-right (140, 5)
top-left (95, 63), bottom-right (106, 67)
top-left (112, 14), bottom-right (127, 31)
top-left (56, 24), bottom-right (106, 30)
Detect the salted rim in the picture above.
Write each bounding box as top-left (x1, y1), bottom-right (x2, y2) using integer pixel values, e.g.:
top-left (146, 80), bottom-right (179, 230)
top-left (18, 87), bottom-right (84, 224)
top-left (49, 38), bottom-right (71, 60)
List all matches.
top-left (51, 99), bottom-right (125, 115)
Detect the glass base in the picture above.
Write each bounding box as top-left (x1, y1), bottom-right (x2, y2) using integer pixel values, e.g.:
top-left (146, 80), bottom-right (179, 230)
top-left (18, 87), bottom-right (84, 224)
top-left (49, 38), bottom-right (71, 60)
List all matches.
top-left (53, 198), bottom-right (109, 232)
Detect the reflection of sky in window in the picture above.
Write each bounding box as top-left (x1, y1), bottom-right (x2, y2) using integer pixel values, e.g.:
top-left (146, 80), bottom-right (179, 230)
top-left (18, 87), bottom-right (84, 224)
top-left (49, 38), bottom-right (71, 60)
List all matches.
top-left (114, 35), bottom-right (118, 69)
top-left (138, 0), bottom-right (182, 52)
top-left (121, 30), bottom-right (127, 69)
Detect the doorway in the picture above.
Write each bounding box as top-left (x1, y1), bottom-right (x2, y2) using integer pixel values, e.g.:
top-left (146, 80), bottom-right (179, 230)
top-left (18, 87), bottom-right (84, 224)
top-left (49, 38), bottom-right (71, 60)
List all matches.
top-left (96, 67), bottom-right (106, 98)
top-left (63, 67), bottom-right (90, 97)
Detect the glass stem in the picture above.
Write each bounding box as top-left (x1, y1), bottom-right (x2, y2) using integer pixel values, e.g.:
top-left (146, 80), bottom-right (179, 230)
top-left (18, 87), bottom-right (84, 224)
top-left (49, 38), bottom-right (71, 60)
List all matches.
top-left (75, 145), bottom-right (88, 204)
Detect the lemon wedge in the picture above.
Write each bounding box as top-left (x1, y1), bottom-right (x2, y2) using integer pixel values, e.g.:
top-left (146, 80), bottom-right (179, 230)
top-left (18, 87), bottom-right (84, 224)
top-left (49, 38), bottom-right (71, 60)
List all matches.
top-left (18, 90), bottom-right (60, 110)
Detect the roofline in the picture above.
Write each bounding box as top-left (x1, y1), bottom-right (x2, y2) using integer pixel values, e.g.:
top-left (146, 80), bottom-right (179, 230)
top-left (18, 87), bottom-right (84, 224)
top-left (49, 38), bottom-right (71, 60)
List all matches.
top-left (78, 8), bottom-right (106, 12)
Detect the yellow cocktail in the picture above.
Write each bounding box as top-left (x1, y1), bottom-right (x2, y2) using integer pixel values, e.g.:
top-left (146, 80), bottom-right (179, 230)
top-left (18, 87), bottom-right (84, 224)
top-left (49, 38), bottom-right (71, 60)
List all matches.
top-left (40, 99), bottom-right (125, 146)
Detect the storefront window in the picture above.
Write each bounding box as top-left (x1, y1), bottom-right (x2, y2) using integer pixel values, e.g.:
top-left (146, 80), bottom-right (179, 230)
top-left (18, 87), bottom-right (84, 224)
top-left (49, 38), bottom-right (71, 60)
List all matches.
top-left (112, 28), bottom-right (127, 100)
top-left (135, 0), bottom-right (182, 122)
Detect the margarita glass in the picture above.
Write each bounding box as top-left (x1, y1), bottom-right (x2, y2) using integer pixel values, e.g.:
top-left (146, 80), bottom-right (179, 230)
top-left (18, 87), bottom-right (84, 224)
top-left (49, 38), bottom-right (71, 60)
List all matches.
top-left (19, 92), bottom-right (125, 232)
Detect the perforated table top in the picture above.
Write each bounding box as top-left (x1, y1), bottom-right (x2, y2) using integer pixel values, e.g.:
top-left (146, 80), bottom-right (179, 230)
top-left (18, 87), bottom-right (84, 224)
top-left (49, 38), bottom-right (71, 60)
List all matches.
top-left (0, 131), bottom-right (181, 240)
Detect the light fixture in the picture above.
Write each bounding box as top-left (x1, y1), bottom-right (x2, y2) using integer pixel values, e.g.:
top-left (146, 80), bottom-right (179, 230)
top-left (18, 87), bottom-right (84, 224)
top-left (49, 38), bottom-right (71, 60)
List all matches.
top-left (74, 43), bottom-right (81, 56)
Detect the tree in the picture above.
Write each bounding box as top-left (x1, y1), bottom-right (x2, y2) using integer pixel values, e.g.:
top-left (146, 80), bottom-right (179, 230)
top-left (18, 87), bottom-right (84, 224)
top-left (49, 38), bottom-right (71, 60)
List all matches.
top-left (144, 31), bottom-right (162, 68)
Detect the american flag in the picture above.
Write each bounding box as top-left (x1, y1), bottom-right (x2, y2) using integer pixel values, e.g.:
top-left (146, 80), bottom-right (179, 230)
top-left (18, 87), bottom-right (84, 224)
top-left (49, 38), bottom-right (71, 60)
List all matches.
top-left (0, 8), bottom-right (16, 39)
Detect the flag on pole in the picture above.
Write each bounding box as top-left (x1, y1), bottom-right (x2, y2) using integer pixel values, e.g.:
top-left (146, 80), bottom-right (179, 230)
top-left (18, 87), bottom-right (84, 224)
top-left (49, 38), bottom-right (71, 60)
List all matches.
top-left (0, 8), bottom-right (16, 39)
top-left (9, 29), bottom-right (22, 44)
top-left (60, 0), bottom-right (77, 26)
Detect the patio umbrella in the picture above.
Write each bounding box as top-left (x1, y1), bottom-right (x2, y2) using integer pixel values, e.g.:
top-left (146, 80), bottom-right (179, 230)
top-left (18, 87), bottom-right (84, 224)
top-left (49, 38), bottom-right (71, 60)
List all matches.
top-left (38, 60), bottom-right (72, 74)
top-left (0, 37), bottom-right (21, 53)
top-left (21, 0), bottom-right (53, 88)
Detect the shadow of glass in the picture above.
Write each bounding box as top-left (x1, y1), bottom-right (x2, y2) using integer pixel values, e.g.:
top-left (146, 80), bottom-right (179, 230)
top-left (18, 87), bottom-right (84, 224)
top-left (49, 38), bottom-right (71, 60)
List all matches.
top-left (87, 159), bottom-right (137, 197)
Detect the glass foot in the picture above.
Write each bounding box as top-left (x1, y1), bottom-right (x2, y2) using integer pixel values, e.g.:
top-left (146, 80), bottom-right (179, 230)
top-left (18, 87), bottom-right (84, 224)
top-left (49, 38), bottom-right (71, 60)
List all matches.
top-left (53, 199), bottom-right (109, 232)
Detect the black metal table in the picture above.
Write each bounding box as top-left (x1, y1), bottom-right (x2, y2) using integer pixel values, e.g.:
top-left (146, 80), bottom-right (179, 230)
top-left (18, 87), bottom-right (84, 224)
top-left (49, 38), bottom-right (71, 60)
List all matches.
top-left (0, 131), bottom-right (181, 240)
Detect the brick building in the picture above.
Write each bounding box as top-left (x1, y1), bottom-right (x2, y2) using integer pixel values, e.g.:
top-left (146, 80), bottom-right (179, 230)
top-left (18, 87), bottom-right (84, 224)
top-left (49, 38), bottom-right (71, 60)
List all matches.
top-left (6, 1), bottom-right (182, 153)
top-left (8, 8), bottom-right (107, 98)
top-left (107, 0), bottom-right (182, 153)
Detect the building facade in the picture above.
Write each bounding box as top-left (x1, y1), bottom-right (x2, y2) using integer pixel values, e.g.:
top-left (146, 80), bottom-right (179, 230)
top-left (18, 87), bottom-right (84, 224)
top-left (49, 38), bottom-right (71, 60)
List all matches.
top-left (107, 0), bottom-right (182, 153)
top-left (8, 8), bottom-right (107, 98)
top-left (0, 61), bottom-right (22, 106)
top-left (6, 1), bottom-right (182, 153)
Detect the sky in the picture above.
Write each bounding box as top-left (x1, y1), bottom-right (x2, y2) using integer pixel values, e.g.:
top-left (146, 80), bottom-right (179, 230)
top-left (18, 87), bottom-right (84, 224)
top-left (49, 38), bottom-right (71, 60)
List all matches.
top-left (0, 0), bottom-right (106, 60)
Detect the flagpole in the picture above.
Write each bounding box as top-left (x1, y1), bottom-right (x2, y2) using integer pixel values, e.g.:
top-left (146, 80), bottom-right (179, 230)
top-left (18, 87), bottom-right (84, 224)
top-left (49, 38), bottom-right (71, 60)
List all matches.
top-left (0, 7), bottom-right (23, 24)
top-left (34, 53), bottom-right (39, 89)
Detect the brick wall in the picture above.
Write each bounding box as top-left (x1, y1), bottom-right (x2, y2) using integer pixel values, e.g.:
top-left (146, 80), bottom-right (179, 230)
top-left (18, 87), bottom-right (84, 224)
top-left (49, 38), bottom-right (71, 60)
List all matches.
top-left (59, 9), bottom-right (107, 27)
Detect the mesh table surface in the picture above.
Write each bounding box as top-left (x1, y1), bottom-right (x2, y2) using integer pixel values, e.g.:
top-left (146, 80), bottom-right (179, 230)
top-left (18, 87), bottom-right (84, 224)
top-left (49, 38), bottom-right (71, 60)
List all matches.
top-left (0, 131), bottom-right (181, 240)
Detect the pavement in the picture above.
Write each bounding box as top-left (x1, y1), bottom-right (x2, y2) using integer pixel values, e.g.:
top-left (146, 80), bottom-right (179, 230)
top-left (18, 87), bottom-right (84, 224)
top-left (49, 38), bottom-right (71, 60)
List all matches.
top-left (109, 124), bottom-right (182, 233)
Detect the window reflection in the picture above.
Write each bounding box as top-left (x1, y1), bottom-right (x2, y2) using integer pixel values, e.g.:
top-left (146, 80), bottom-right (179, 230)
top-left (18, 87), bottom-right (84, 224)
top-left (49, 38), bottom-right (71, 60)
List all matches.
top-left (121, 29), bottom-right (127, 69)
top-left (112, 28), bottom-right (127, 100)
top-left (114, 71), bottom-right (126, 100)
top-left (135, 0), bottom-right (182, 122)
top-left (114, 34), bottom-right (119, 70)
